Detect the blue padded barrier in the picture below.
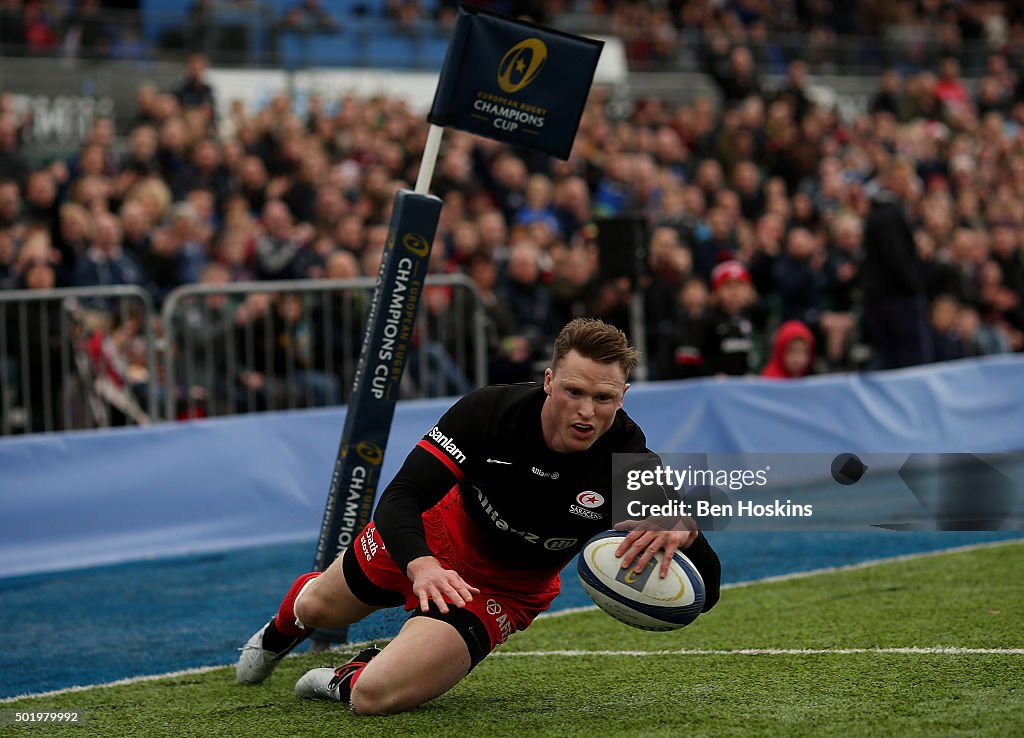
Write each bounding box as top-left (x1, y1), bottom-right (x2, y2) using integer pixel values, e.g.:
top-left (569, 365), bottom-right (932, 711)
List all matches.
top-left (2, 355), bottom-right (1022, 579)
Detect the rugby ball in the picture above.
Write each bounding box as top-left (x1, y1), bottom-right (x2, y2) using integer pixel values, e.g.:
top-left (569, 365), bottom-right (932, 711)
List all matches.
top-left (577, 530), bottom-right (705, 631)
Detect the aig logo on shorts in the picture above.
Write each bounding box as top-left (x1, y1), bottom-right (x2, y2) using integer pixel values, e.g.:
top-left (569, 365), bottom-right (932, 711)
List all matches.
top-left (575, 491), bottom-right (605, 509)
top-left (486, 598), bottom-right (513, 643)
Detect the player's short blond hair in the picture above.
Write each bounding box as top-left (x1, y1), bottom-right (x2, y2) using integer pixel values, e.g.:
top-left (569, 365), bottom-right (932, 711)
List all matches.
top-left (551, 318), bottom-right (638, 379)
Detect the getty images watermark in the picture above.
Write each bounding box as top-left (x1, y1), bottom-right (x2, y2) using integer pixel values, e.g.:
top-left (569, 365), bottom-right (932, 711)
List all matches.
top-left (612, 453), bottom-right (1024, 532)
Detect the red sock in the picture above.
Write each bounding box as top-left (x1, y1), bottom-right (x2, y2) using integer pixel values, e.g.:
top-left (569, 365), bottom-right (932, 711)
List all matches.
top-left (273, 571), bottom-right (321, 637)
top-left (338, 666), bottom-right (366, 703)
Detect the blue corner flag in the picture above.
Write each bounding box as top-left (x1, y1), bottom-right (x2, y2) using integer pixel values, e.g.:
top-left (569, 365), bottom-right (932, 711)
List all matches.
top-left (428, 5), bottom-right (604, 160)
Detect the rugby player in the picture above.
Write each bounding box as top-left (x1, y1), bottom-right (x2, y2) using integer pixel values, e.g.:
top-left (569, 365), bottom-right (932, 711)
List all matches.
top-left (237, 317), bottom-right (721, 715)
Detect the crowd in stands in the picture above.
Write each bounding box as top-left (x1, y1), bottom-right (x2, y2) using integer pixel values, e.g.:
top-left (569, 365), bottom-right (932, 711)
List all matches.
top-left (560, 0), bottom-right (1024, 73)
top-left (4, 1), bottom-right (1024, 72)
top-left (3, 24), bottom-right (1024, 426)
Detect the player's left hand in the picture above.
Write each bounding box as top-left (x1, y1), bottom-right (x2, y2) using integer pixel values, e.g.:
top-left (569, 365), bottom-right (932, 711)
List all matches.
top-left (612, 517), bottom-right (698, 578)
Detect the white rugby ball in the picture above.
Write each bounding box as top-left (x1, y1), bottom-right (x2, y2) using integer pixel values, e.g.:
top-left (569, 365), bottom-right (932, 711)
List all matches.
top-left (577, 530), bottom-right (705, 631)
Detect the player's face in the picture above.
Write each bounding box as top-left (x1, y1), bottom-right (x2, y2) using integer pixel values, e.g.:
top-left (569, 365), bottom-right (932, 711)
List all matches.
top-left (542, 350), bottom-right (628, 453)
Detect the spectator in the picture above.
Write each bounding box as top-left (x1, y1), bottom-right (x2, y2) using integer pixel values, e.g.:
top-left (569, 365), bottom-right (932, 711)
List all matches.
top-left (643, 225), bottom-right (693, 360)
top-left (121, 125), bottom-right (161, 182)
top-left (487, 152), bottom-right (528, 224)
top-left (0, 0), bottom-right (26, 55)
top-left (514, 174), bottom-right (560, 236)
top-left (935, 57), bottom-right (971, 116)
top-left (23, 168), bottom-right (59, 242)
top-left (773, 226), bottom-right (826, 329)
top-left (157, 116), bottom-right (191, 198)
top-left (466, 251), bottom-right (530, 384)
top-left (311, 249), bottom-right (365, 399)
top-left (708, 44), bottom-right (762, 106)
top-left (276, 292), bottom-right (340, 407)
top-left (214, 225), bottom-right (255, 282)
top-left (930, 294), bottom-right (970, 362)
top-left (731, 160), bottom-right (765, 222)
top-left (989, 222), bottom-right (1024, 297)
top-left (0, 177), bottom-right (21, 232)
top-left (73, 211), bottom-right (144, 289)
top-left (24, 2), bottom-right (58, 55)
top-left (977, 260), bottom-right (1024, 351)
top-left (475, 207), bottom-right (509, 261)
top-left (761, 320), bottom-right (816, 379)
top-left (552, 175), bottom-right (592, 241)
top-left (0, 115), bottom-right (28, 185)
top-left (774, 60), bottom-right (813, 122)
top-left (279, 0), bottom-right (339, 34)
top-left (169, 266), bottom-right (236, 417)
top-left (312, 186), bottom-right (345, 238)
top-left (704, 260), bottom-right (756, 376)
top-left (549, 245), bottom-right (597, 327)
top-left (6, 248), bottom-right (66, 432)
top-left (957, 304), bottom-right (1008, 356)
top-left (407, 285), bottom-right (473, 398)
top-left (654, 276), bottom-right (712, 380)
top-left (253, 199), bottom-right (306, 281)
top-left (119, 198), bottom-right (152, 261)
top-left (692, 206), bottom-right (738, 279)
top-left (230, 291), bottom-right (279, 412)
top-left (0, 225), bottom-right (16, 288)
top-left (179, 137), bottom-right (232, 209)
top-left (87, 302), bottom-right (152, 426)
top-left (55, 202), bottom-right (91, 283)
top-left (174, 52), bottom-right (216, 128)
top-left (238, 155), bottom-right (269, 216)
top-left (168, 202), bottom-right (207, 281)
top-left (63, 0), bottom-right (113, 59)
top-left (820, 212), bottom-right (862, 368)
top-left (496, 240), bottom-right (558, 361)
top-left (592, 152), bottom-right (634, 218)
top-left (862, 158), bottom-right (934, 369)
top-left (945, 227), bottom-right (984, 308)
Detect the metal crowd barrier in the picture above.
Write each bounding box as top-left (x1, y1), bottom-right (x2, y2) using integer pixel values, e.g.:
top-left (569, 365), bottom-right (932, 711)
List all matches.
top-left (0, 286), bottom-right (157, 435)
top-left (160, 275), bottom-right (488, 422)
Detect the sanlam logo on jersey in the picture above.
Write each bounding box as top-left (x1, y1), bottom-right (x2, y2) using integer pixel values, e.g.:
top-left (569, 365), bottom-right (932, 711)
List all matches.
top-left (427, 426), bottom-right (467, 464)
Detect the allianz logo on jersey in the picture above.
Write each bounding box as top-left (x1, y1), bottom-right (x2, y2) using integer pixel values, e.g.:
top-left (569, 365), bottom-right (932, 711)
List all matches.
top-left (531, 466), bottom-right (560, 480)
top-left (569, 490), bottom-right (605, 520)
top-left (427, 426), bottom-right (467, 464)
top-left (476, 488), bottom-right (577, 550)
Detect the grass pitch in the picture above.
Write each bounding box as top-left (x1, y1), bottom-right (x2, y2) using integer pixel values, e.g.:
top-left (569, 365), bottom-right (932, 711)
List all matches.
top-left (3, 541), bottom-right (1022, 738)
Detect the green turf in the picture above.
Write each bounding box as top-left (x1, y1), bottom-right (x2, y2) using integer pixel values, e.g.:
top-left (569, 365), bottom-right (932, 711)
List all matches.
top-left (3, 542), bottom-right (1022, 738)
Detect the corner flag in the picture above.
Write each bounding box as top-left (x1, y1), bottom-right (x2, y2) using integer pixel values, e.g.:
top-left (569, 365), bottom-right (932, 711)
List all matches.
top-left (311, 4), bottom-right (603, 649)
top-left (429, 5), bottom-right (604, 160)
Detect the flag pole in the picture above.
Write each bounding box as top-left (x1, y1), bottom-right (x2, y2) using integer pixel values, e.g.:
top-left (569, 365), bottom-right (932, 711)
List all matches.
top-left (415, 124), bottom-right (445, 195)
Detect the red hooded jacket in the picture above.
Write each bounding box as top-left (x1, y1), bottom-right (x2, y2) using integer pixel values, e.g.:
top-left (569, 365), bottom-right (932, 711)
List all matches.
top-left (761, 320), bottom-right (815, 378)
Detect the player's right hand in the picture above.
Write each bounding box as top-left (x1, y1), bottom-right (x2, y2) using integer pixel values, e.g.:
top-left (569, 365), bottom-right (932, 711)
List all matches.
top-left (406, 556), bottom-right (481, 614)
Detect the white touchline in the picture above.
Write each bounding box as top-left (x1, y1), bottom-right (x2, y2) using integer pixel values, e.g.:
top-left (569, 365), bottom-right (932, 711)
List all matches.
top-left (0, 640), bottom-right (377, 705)
top-left (3, 539), bottom-right (1021, 703)
top-left (492, 647), bottom-right (1024, 657)
top-left (0, 665), bottom-right (225, 704)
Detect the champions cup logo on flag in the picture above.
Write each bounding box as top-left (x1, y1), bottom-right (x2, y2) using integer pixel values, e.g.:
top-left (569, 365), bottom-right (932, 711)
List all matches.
top-left (429, 5), bottom-right (604, 160)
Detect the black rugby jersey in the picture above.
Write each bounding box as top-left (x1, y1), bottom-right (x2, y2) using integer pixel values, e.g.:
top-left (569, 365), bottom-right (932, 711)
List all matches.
top-left (374, 383), bottom-right (664, 573)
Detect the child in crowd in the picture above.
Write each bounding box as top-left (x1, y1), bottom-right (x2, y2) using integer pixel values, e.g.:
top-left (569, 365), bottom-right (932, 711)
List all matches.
top-left (761, 320), bottom-right (816, 379)
top-left (704, 260), bottom-right (756, 376)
